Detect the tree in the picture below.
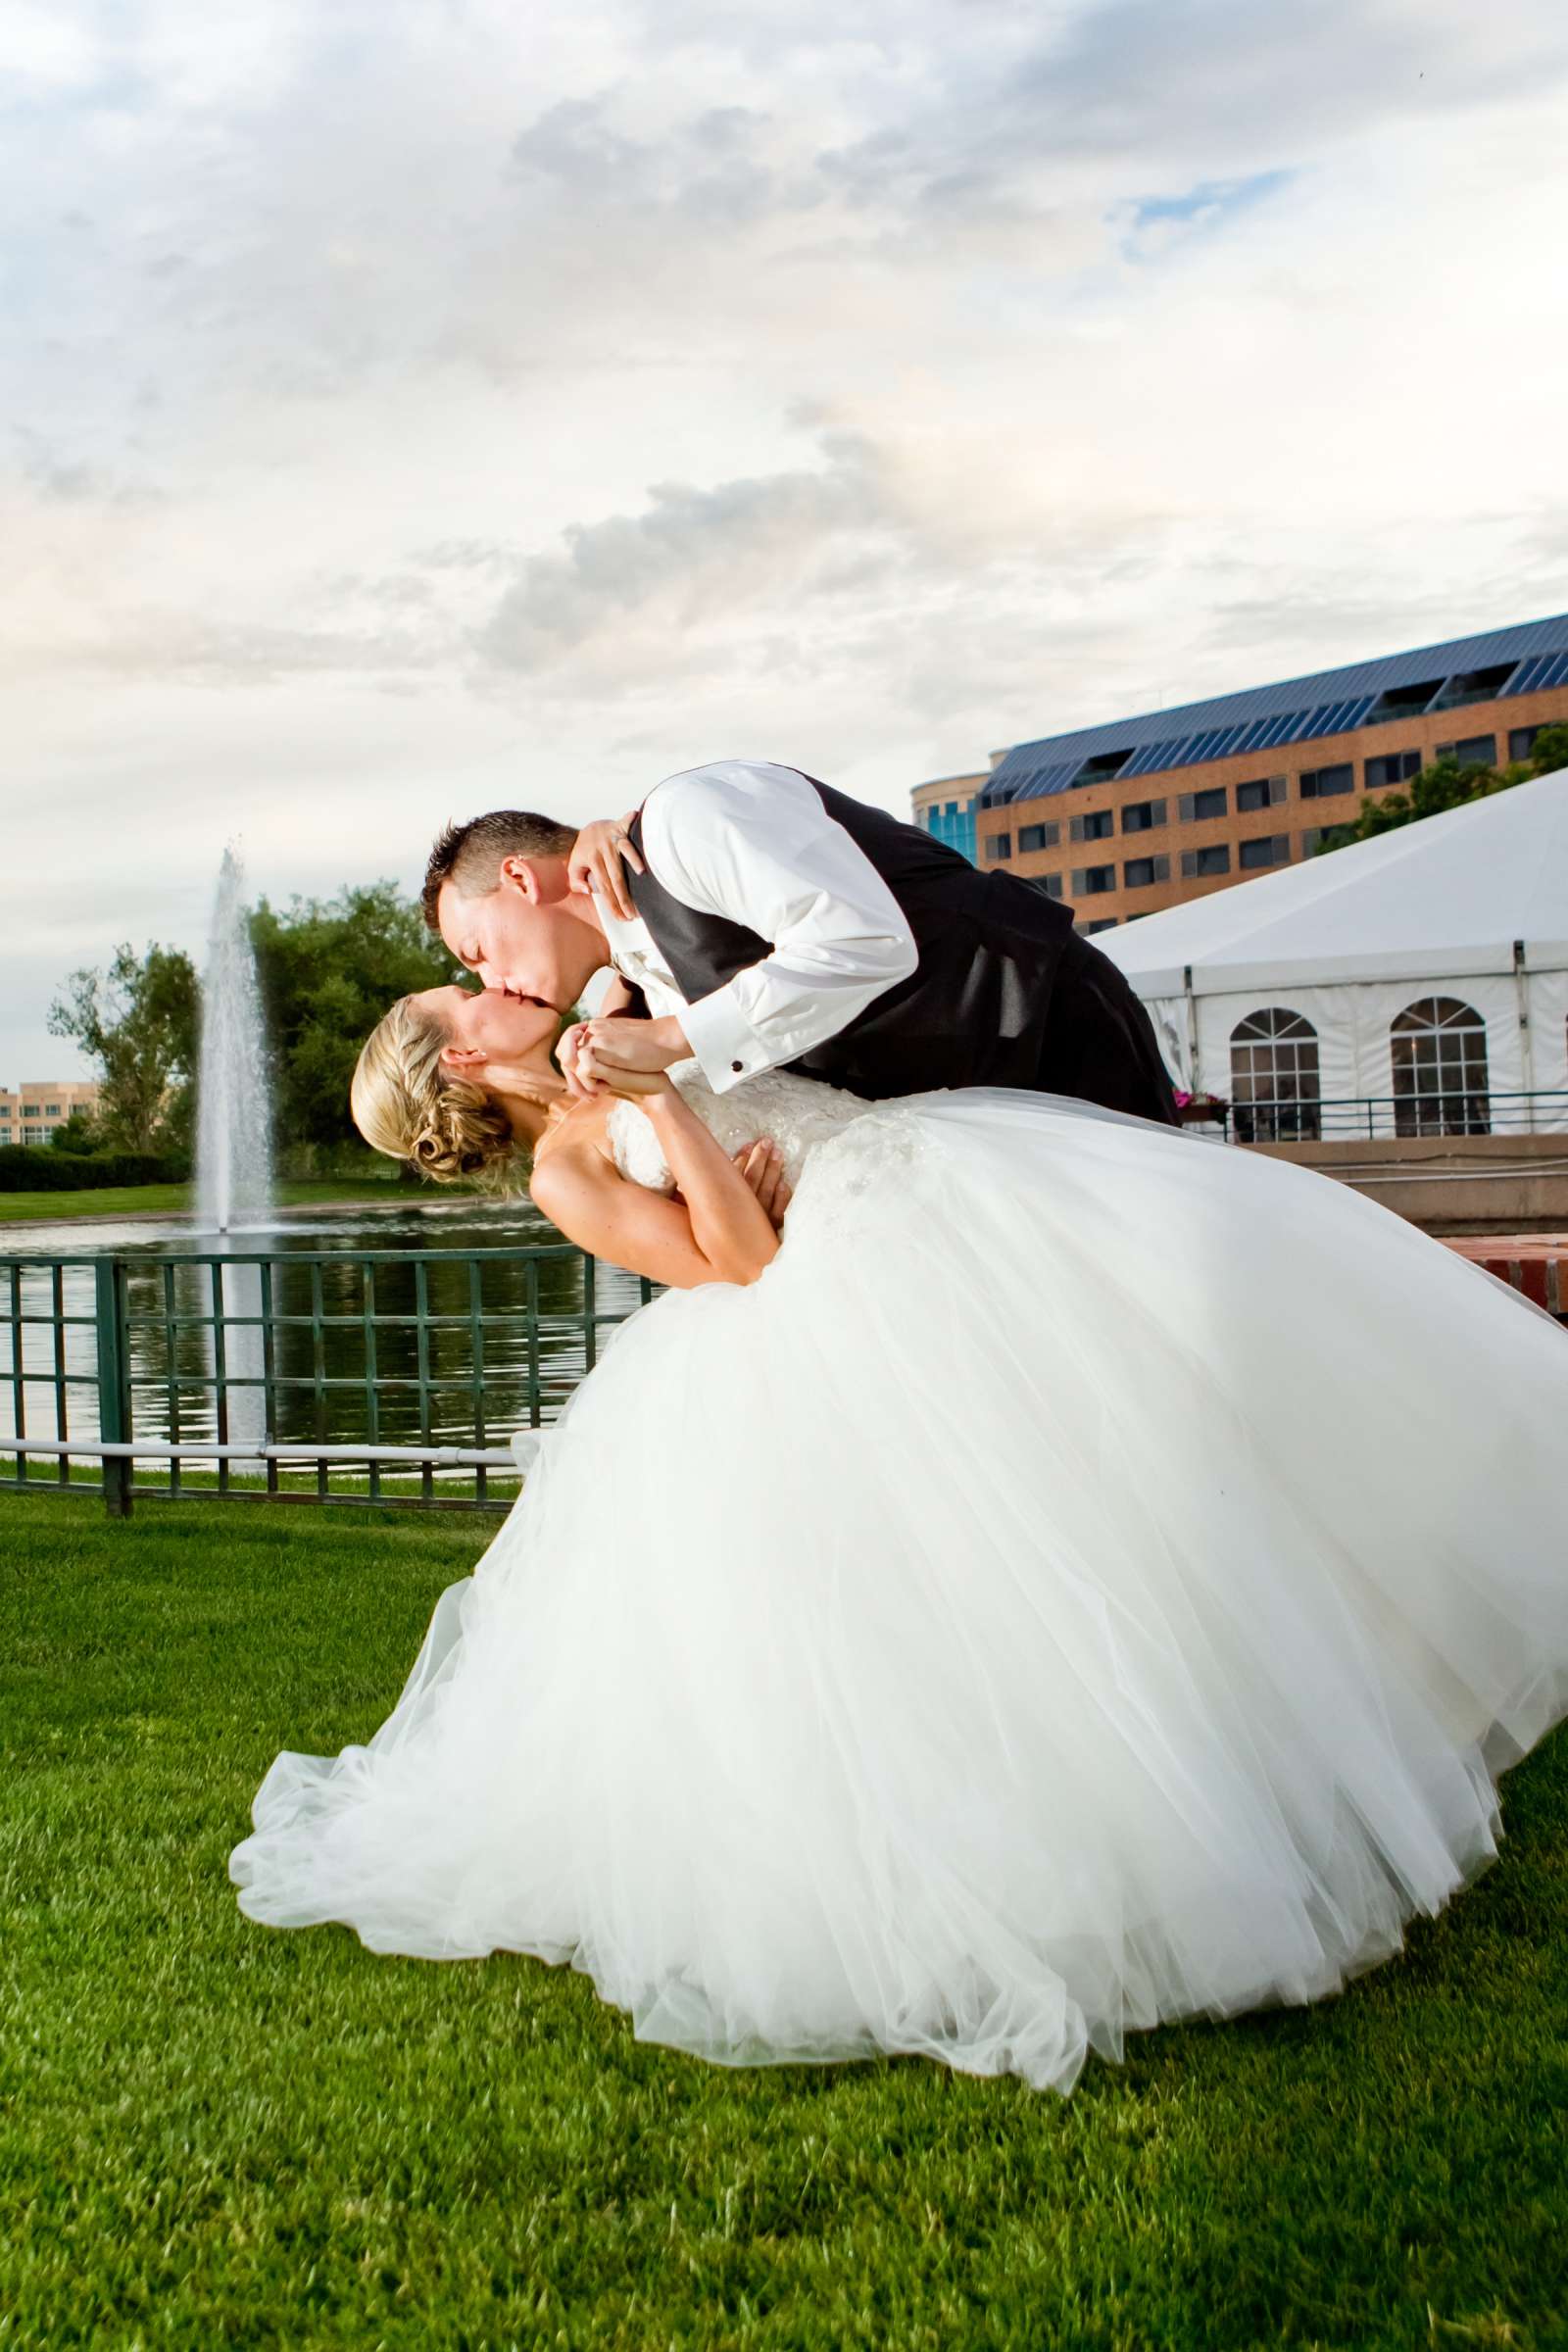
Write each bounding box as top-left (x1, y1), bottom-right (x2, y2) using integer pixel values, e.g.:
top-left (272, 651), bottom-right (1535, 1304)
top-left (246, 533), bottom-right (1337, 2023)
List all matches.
top-left (1516, 720), bottom-right (1568, 779)
top-left (249, 881), bottom-right (457, 1166)
top-left (1312, 724), bottom-right (1568, 857)
top-left (49, 1107), bottom-right (103, 1153)
top-left (47, 943), bottom-right (199, 1153)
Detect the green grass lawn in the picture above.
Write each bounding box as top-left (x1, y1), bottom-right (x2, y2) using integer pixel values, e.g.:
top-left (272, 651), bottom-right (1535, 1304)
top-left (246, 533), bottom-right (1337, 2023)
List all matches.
top-left (3, 1489), bottom-right (1565, 2349)
top-left (0, 1177), bottom-right (405, 1226)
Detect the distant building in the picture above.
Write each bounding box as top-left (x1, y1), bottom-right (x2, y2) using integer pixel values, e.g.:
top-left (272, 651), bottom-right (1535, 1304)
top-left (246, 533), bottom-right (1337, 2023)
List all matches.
top-left (911, 613), bottom-right (1568, 928)
top-left (909, 771), bottom-right (984, 865)
top-left (0, 1081), bottom-right (102, 1149)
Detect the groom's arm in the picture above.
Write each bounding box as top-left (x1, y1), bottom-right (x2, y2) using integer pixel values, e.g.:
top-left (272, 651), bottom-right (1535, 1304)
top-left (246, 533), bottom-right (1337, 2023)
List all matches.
top-left (638, 761), bottom-right (918, 1094)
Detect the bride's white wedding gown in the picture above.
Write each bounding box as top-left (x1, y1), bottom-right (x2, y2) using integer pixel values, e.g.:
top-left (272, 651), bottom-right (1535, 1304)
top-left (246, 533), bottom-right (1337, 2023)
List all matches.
top-left (229, 1064), bottom-right (1568, 2095)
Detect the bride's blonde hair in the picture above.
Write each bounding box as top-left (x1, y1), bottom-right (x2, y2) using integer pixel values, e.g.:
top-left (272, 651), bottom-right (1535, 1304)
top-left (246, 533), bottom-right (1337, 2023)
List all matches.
top-left (351, 996), bottom-right (522, 1193)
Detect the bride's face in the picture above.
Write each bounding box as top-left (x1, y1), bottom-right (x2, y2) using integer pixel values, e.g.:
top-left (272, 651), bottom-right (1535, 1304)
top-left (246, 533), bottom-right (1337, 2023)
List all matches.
top-left (413, 984), bottom-right (558, 1078)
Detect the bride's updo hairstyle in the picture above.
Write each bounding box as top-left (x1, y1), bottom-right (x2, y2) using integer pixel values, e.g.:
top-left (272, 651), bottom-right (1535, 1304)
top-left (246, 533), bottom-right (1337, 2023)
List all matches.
top-left (351, 996), bottom-right (519, 1193)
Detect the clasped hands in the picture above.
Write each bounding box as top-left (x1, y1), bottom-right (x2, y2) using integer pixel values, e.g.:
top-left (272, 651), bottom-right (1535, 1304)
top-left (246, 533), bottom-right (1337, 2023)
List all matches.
top-left (557, 1014), bottom-right (685, 1101)
top-left (557, 1013), bottom-right (792, 1228)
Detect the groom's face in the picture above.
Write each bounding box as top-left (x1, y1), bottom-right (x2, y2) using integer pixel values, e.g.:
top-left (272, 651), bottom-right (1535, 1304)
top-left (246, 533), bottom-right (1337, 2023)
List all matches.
top-left (437, 859), bottom-right (606, 1013)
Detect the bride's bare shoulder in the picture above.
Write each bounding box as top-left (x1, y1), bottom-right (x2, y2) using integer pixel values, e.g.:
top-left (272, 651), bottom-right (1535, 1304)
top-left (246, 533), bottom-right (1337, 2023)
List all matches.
top-left (529, 1096), bottom-right (618, 1182)
top-left (529, 1096), bottom-right (647, 1238)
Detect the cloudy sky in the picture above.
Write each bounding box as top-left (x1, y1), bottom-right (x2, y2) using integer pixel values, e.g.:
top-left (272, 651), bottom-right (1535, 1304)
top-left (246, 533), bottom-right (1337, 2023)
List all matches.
top-left (5, 0), bottom-right (1568, 1078)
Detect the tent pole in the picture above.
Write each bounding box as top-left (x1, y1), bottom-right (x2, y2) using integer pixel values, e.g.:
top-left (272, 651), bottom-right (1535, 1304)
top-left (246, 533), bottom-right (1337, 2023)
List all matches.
top-left (1513, 940), bottom-right (1536, 1133)
top-left (1183, 962), bottom-right (1200, 1094)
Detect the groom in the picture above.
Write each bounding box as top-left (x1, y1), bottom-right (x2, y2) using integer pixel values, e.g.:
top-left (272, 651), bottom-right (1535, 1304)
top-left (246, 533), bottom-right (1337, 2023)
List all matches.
top-left (421, 759), bottom-right (1178, 1121)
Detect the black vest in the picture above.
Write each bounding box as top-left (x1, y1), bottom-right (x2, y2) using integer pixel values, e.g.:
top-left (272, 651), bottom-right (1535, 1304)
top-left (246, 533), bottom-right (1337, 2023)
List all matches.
top-left (622, 771), bottom-right (1078, 1102)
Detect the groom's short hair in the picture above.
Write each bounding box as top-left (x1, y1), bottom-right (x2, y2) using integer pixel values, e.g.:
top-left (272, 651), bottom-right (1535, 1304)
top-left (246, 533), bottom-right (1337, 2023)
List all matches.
top-left (421, 811), bottom-right (577, 931)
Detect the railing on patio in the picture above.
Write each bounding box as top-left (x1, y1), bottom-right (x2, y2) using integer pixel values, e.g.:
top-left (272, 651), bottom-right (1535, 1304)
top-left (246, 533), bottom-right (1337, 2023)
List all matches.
top-left (1, 1243), bottom-right (657, 1517)
top-left (1211, 1090), bottom-right (1568, 1144)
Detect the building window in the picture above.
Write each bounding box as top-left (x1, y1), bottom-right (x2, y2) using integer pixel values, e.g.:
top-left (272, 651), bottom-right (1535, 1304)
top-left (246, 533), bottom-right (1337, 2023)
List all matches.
top-left (986, 833), bottom-right (1012, 859)
top-left (1366, 677), bottom-right (1443, 725)
top-left (1430, 662), bottom-right (1514, 710)
top-left (1018, 821), bottom-right (1060, 853)
top-left (1071, 864), bottom-right (1116, 895)
top-left (1365, 749), bottom-right (1420, 790)
top-left (1073, 749), bottom-right (1136, 785)
top-left (1025, 872), bottom-right (1064, 899)
top-left (46, 1102), bottom-right (62, 1116)
top-left (1434, 734), bottom-right (1496, 769)
top-left (1068, 808), bottom-right (1114, 843)
top-left (1121, 798), bottom-right (1167, 833)
top-left (1509, 726), bottom-right (1543, 762)
top-left (1177, 786), bottom-right (1228, 821)
top-left (1299, 828), bottom-right (1330, 856)
top-left (1392, 997), bottom-right (1490, 1136)
top-left (1298, 763), bottom-right (1353, 799)
top-left (1239, 835), bottom-right (1290, 870)
top-left (926, 802), bottom-right (979, 865)
top-left (1180, 845), bottom-right (1231, 878)
top-left (1122, 855), bottom-right (1170, 889)
top-left (1230, 1007), bottom-right (1322, 1143)
top-left (1085, 916), bottom-right (1119, 933)
top-left (1234, 776), bottom-right (1286, 813)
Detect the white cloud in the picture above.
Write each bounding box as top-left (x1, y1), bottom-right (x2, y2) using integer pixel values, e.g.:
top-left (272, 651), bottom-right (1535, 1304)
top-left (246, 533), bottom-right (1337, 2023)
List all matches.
top-left (3, 0), bottom-right (1568, 1079)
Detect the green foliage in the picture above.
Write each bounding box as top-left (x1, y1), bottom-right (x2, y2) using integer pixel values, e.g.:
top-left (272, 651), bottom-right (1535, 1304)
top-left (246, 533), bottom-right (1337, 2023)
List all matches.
top-left (0, 1145), bottom-right (189, 1194)
top-left (47, 1107), bottom-right (102, 1153)
top-left (46, 943), bottom-right (199, 1153)
top-left (1312, 725), bottom-right (1568, 857)
top-left (1520, 719), bottom-right (1568, 777)
top-left (248, 880), bottom-right (456, 1168)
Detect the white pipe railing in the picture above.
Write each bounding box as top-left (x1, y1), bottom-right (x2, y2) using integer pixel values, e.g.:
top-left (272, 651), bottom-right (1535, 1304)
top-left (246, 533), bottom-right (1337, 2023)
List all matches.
top-left (1, 1437), bottom-right (519, 1467)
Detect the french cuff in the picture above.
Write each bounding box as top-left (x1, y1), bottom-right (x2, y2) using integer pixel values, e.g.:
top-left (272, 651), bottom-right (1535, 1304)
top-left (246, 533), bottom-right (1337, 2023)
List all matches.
top-left (677, 984), bottom-right (775, 1094)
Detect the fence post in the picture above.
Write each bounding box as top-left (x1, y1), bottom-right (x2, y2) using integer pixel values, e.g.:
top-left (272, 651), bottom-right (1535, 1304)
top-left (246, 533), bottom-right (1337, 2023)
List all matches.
top-left (95, 1257), bottom-right (132, 1520)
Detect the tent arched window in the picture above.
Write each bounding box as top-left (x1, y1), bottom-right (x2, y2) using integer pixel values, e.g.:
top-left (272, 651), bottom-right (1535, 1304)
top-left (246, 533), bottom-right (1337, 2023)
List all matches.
top-left (1391, 997), bottom-right (1491, 1136)
top-left (1229, 1008), bottom-right (1321, 1143)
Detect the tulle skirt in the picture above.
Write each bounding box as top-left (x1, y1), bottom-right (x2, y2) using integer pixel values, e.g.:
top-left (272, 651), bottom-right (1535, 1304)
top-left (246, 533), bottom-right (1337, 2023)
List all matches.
top-left (228, 1090), bottom-right (1568, 2094)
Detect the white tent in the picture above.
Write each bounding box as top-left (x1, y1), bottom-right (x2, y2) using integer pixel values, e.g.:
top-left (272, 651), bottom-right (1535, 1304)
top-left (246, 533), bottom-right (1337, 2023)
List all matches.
top-left (1094, 764), bottom-right (1568, 1129)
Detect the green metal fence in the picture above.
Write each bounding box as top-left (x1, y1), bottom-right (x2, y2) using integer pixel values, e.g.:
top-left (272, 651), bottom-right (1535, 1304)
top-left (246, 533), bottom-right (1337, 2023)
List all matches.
top-left (1, 1244), bottom-right (657, 1517)
top-left (1221, 1088), bottom-right (1568, 1142)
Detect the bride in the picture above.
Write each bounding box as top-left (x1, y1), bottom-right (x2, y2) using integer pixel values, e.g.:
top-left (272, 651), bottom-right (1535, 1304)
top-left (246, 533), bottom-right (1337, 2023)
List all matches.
top-left (228, 975), bottom-right (1568, 2096)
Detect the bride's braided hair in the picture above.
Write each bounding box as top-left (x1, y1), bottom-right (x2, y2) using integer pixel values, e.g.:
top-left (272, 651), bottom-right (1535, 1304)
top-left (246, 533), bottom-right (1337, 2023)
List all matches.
top-left (351, 996), bottom-right (521, 1195)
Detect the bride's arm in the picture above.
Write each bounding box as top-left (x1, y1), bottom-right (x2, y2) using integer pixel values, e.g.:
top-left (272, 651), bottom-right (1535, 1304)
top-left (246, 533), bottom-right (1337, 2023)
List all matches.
top-left (529, 1085), bottom-right (783, 1290)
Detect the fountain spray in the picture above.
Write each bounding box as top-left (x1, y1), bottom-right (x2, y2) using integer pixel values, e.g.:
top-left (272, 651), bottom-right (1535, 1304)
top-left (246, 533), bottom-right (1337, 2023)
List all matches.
top-left (197, 845), bottom-right (272, 1234)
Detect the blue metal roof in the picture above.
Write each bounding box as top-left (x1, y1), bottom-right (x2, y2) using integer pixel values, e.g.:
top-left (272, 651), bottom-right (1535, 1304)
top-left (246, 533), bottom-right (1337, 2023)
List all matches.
top-left (981, 612), bottom-right (1568, 808)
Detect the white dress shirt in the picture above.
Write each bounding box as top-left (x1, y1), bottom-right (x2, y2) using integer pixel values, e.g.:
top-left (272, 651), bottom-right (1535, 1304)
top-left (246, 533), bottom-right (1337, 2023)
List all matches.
top-left (598, 760), bottom-right (919, 1095)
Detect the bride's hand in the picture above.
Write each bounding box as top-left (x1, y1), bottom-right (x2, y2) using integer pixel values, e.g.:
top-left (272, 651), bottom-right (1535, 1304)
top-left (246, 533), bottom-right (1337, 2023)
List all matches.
top-left (562, 1037), bottom-right (673, 1102)
top-left (558, 1017), bottom-right (671, 1101)
top-left (567, 811), bottom-right (643, 921)
top-left (732, 1138), bottom-right (792, 1231)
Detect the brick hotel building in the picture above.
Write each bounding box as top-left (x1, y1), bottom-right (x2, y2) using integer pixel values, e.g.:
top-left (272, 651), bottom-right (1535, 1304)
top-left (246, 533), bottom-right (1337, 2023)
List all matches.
top-left (0, 1081), bottom-right (102, 1149)
top-left (911, 614), bottom-right (1568, 930)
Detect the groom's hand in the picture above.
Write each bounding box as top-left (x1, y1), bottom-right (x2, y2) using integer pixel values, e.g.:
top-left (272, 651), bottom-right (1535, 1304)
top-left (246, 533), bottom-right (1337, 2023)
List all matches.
top-left (567, 812), bottom-right (643, 922)
top-left (560, 1013), bottom-right (689, 1098)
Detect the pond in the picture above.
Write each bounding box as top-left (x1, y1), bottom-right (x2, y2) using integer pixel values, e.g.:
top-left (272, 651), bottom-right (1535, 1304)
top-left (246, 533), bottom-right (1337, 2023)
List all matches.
top-left (0, 1198), bottom-right (653, 1474)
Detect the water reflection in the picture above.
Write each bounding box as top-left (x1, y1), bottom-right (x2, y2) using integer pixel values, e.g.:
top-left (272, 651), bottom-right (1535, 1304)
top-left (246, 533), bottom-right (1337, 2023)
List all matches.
top-left (1, 1200), bottom-right (653, 1465)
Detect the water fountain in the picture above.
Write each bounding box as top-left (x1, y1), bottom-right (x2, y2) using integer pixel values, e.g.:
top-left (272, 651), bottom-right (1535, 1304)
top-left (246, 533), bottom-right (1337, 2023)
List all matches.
top-left (197, 845), bottom-right (273, 1232)
top-left (197, 845), bottom-right (272, 1466)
